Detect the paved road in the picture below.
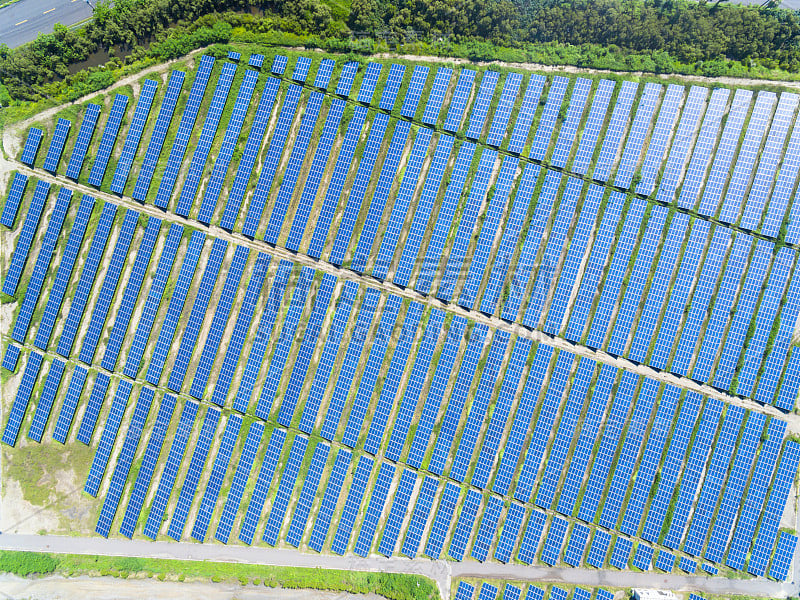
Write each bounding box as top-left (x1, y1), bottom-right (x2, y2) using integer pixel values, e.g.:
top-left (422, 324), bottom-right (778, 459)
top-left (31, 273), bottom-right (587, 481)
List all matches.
top-left (0, 534), bottom-right (797, 599)
top-left (0, 0), bottom-right (93, 48)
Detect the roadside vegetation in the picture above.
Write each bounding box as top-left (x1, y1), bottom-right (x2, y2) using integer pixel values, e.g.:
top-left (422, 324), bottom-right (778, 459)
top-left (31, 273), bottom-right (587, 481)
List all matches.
top-left (0, 549), bottom-right (440, 600)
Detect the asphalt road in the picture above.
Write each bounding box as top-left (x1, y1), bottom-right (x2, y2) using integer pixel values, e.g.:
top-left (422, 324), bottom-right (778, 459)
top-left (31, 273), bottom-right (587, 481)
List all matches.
top-left (0, 0), bottom-right (93, 48)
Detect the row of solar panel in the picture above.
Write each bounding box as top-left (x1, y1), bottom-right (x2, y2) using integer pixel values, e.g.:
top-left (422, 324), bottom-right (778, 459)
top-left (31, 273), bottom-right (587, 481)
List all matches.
top-left (454, 581), bottom-right (616, 600)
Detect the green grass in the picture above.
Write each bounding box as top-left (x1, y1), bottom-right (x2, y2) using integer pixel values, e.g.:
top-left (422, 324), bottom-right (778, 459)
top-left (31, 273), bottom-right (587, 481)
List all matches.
top-left (0, 550), bottom-right (440, 600)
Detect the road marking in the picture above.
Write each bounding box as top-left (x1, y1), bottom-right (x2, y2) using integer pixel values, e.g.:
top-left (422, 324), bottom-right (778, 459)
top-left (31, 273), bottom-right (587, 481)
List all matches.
top-left (43, 7), bottom-right (55, 14)
top-left (14, 19), bottom-right (27, 25)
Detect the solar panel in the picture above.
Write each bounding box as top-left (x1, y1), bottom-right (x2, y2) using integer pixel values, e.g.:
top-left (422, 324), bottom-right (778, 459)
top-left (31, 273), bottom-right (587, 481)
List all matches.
top-left (42, 118), bottom-right (71, 172)
top-left (655, 551), bottom-right (675, 572)
top-left (550, 78), bottom-right (592, 168)
top-left (632, 544), bottom-right (653, 571)
top-left (228, 51), bottom-right (240, 61)
top-left (308, 448), bottom-right (351, 551)
top-left (586, 530), bottom-right (611, 568)
top-left (217, 77), bottom-right (281, 229)
top-left (118, 393), bottom-right (176, 538)
top-left (237, 427), bottom-right (287, 544)
top-left (718, 91), bottom-right (779, 224)
top-left (331, 455), bottom-right (376, 555)
top-left (776, 347), bottom-right (800, 410)
top-left (297, 280), bottom-right (359, 432)
top-left (434, 148), bottom-right (497, 301)
top-left (486, 72), bottom-right (523, 147)
top-left (263, 435), bottom-right (309, 545)
top-left (388, 135), bottom-right (458, 285)
top-left (65, 104), bottom-right (101, 179)
top-left (517, 509), bottom-right (547, 564)
top-left (165, 238), bottom-right (228, 392)
top-left (196, 69), bottom-right (260, 224)
top-left (3, 180), bottom-right (50, 297)
top-left (335, 61), bottom-right (359, 96)
top-left (528, 76), bottom-right (569, 161)
top-left (272, 55), bottom-right (288, 75)
top-left (52, 365), bottom-right (88, 444)
top-left (95, 387), bottom-right (154, 536)
top-left (562, 523), bottom-right (590, 566)
top-left (75, 373), bottom-right (111, 445)
top-left (285, 440), bottom-right (330, 547)
top-left (356, 62), bottom-right (382, 104)
top-left (494, 502), bottom-right (526, 563)
top-left (769, 531), bottom-right (798, 581)
top-left (443, 69), bottom-right (476, 133)
top-left (571, 79), bottom-right (615, 175)
top-left (11, 187), bottom-right (72, 344)
top-left (378, 469), bottom-right (417, 557)
top-left (675, 87), bottom-right (730, 209)
top-left (305, 105), bottom-right (369, 256)
top-left (466, 71), bottom-right (500, 140)
top-left (470, 495), bottom-right (504, 561)
top-left (458, 156), bottom-right (519, 309)
top-left (88, 95), bottom-right (129, 186)
top-left (401, 66), bottom-right (429, 119)
top-left (167, 407), bottom-right (221, 540)
top-left (284, 98), bottom-right (347, 249)
top-left (354, 461), bottom-right (396, 556)
top-left (448, 488), bottom-right (482, 561)
top-left (424, 481), bottom-right (461, 559)
top-left (612, 81), bottom-right (662, 187)
top-left (249, 54), bottom-right (264, 68)
top-left (191, 414), bottom-right (243, 541)
top-left (27, 358), bottom-right (65, 442)
top-left (455, 582), bottom-right (475, 600)
top-left (478, 584), bottom-right (497, 600)
top-left (383, 308), bottom-right (447, 462)
top-left (366, 127), bottom-right (434, 277)
top-left (679, 556), bottom-right (697, 572)
top-left (421, 67), bottom-right (453, 126)
top-left (763, 105), bottom-right (800, 237)
top-left (110, 79), bottom-right (158, 193)
top-left (314, 58), bottom-right (335, 90)
top-left (609, 536), bottom-right (633, 569)
top-left (84, 380), bottom-right (133, 496)
top-left (189, 245), bottom-right (251, 399)
top-left (696, 89), bottom-right (753, 216)
top-left (175, 63), bottom-right (237, 217)
top-left (0, 172), bottom-right (28, 228)
top-left (2, 344), bottom-right (20, 372)
top-left (262, 91), bottom-right (325, 241)
top-left (502, 584), bottom-right (522, 600)
top-left (1, 352), bottom-right (43, 446)
top-left (76, 209), bottom-right (141, 365)
top-left (20, 127), bottom-right (43, 165)
top-left (254, 266), bottom-right (318, 420)
top-left (540, 516), bottom-right (568, 565)
top-left (153, 55), bottom-right (215, 207)
top-left (214, 421), bottom-right (265, 543)
top-left (592, 80), bottom-right (638, 181)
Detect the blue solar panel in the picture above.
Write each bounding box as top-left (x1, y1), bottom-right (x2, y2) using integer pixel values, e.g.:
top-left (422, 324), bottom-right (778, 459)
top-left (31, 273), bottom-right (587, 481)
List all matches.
top-left (466, 71), bottom-right (500, 140)
top-left (77, 209), bottom-right (140, 365)
top-left (401, 66), bottom-right (429, 119)
top-left (75, 372), bottom-right (111, 445)
top-left (517, 509), bottom-right (547, 564)
top-left (314, 58), bottom-right (335, 89)
top-left (20, 127), bottom-right (43, 165)
top-left (167, 407), bottom-right (221, 540)
top-left (655, 550), bottom-right (675, 572)
top-left (165, 238), bottom-right (228, 391)
top-left (305, 104), bottom-right (368, 256)
top-left (449, 489), bottom-right (482, 561)
top-left (421, 67), bottom-right (453, 125)
top-left (455, 582), bottom-right (475, 600)
top-left (189, 246), bottom-right (251, 399)
top-left (609, 536), bottom-right (633, 569)
top-left (254, 266), bottom-right (318, 421)
top-left (196, 69), bottom-right (260, 224)
top-left (586, 530), bottom-right (611, 568)
top-left (2, 344), bottom-right (20, 371)
top-left (382, 308), bottom-right (447, 462)
top-left (308, 448), bottom-right (351, 551)
top-left (11, 187), bottom-right (72, 344)
top-left (378, 469), bottom-right (417, 557)
top-left (84, 380), bottom-right (133, 496)
top-left (696, 88), bottom-right (753, 217)
top-left (470, 495), bottom-right (504, 561)
top-left (571, 79), bottom-right (615, 175)
top-left (550, 78), bottom-right (593, 168)
top-left (502, 584), bottom-right (522, 600)
top-left (763, 108), bottom-right (800, 237)
top-left (562, 523), bottom-right (590, 566)
top-left (679, 556), bottom-right (697, 572)
top-left (88, 95), bottom-right (129, 186)
top-left (592, 81), bottom-right (638, 181)
top-left (424, 481), bottom-right (461, 559)
top-left (214, 421), bottom-right (265, 543)
top-left (65, 104), bottom-right (101, 179)
top-left (52, 365), bottom-right (88, 444)
top-left (27, 358), bottom-right (65, 442)
top-left (443, 69), bottom-right (476, 133)
top-left (55, 201), bottom-right (116, 356)
top-left (0, 172), bottom-right (28, 228)
top-left (612, 82), bottom-right (664, 188)
top-left (286, 441), bottom-right (330, 547)
top-left (494, 502), bottom-right (526, 563)
top-left (228, 51), bottom-right (240, 61)
top-left (99, 217), bottom-right (162, 370)
top-left (1, 352), bottom-right (43, 447)
top-left (776, 347), bottom-right (800, 410)
top-left (634, 84), bottom-right (688, 193)
top-left (486, 72), bottom-right (523, 147)
top-left (3, 180), bottom-right (50, 297)
top-left (284, 98), bottom-right (347, 249)
top-left (769, 531), bottom-right (798, 581)
top-left (153, 56), bottom-right (215, 207)
top-left (249, 54), bottom-right (264, 68)
top-left (272, 55), bottom-right (288, 75)
top-left (458, 156), bottom-right (519, 309)
top-left (529, 76), bottom-right (569, 161)
top-left (478, 584), bottom-right (498, 600)
top-left (175, 63), bottom-right (237, 217)
top-left (388, 135), bottom-right (457, 285)
top-left (262, 92), bottom-right (325, 242)
top-left (95, 387), bottom-right (154, 536)
top-left (632, 544), bottom-right (654, 571)
top-left (217, 77), bottom-right (281, 228)
top-left (356, 62), bottom-right (382, 104)
top-left (263, 435), bottom-right (308, 546)
top-left (142, 400), bottom-right (200, 539)
top-left (354, 461), bottom-right (395, 556)
top-left (42, 118), bottom-right (71, 172)
top-left (190, 414), bottom-right (242, 541)
top-left (119, 393), bottom-right (176, 538)
top-left (109, 79), bottom-right (158, 193)
top-left (540, 516), bottom-right (568, 565)
top-left (238, 427), bottom-right (286, 545)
